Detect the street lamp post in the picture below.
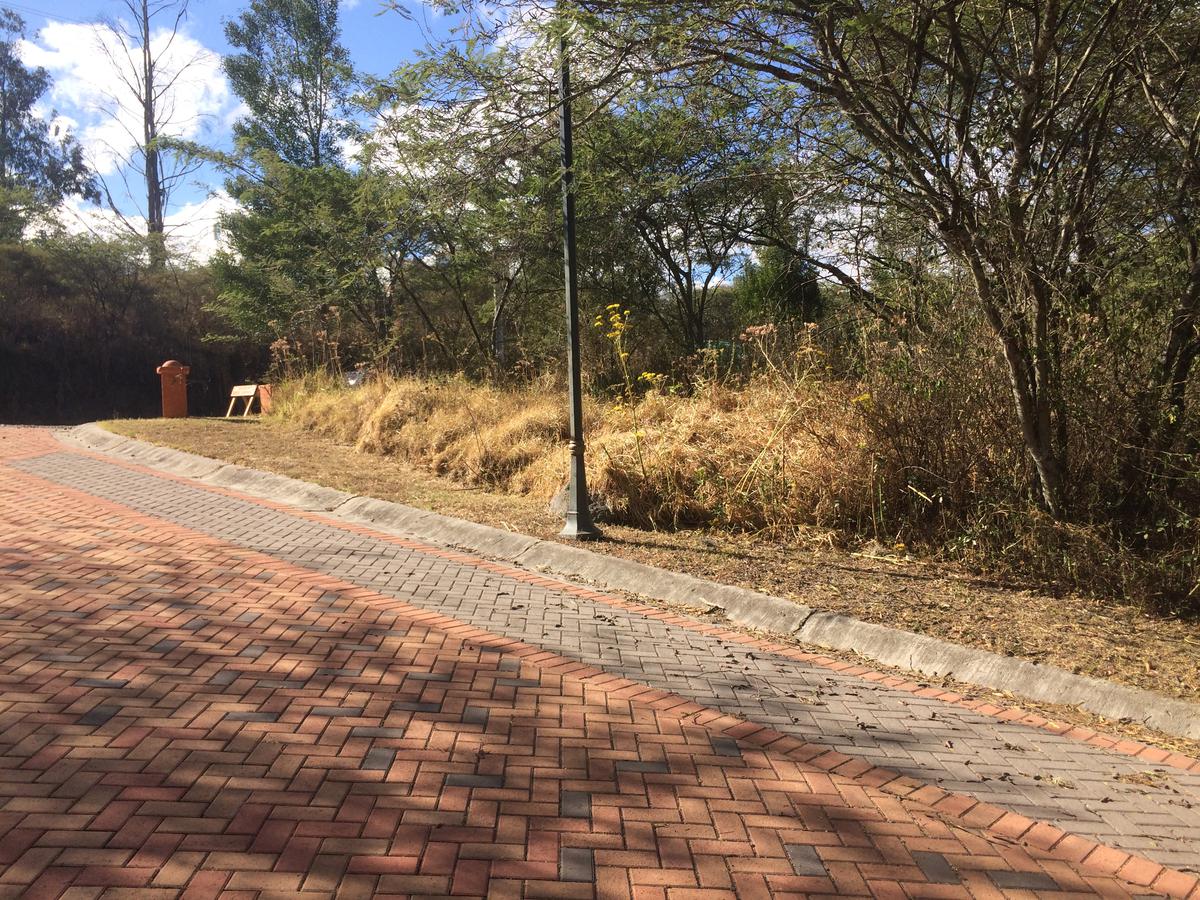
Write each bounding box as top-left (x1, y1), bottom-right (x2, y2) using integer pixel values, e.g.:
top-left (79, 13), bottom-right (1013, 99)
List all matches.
top-left (558, 26), bottom-right (602, 540)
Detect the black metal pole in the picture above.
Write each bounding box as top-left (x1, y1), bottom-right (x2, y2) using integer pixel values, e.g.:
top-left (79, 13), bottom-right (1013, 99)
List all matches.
top-left (558, 27), bottom-right (601, 540)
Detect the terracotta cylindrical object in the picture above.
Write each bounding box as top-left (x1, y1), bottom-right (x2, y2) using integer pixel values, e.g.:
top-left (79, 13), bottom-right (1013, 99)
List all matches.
top-left (155, 360), bottom-right (190, 418)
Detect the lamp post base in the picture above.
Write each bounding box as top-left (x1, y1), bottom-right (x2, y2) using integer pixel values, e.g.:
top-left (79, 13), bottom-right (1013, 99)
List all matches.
top-left (559, 444), bottom-right (603, 541)
top-left (560, 513), bottom-right (603, 541)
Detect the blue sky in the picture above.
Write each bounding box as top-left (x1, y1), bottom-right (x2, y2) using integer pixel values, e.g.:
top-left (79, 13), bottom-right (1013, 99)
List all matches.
top-left (13, 0), bottom-right (445, 257)
top-left (11, 0), bottom-right (434, 71)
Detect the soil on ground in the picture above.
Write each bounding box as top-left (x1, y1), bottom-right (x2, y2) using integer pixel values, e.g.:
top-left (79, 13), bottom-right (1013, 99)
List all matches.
top-left (104, 417), bottom-right (1200, 755)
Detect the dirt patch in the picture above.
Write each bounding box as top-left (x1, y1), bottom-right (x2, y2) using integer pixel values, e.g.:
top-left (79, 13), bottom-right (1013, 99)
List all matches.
top-left (103, 417), bottom-right (1200, 754)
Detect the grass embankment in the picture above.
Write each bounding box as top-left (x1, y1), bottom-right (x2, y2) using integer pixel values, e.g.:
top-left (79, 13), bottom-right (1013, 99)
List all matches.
top-left (274, 372), bottom-right (871, 533)
top-left (105, 373), bottom-right (1200, 722)
top-left (270, 373), bottom-right (1196, 612)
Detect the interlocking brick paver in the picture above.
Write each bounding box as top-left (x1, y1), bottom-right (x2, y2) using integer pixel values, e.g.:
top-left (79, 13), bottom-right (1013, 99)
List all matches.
top-left (0, 426), bottom-right (1197, 897)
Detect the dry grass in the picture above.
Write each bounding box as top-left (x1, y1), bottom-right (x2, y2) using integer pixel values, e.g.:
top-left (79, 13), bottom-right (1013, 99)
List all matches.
top-left (103, 414), bottom-right (1200, 758)
top-left (271, 372), bottom-right (875, 533)
top-left (277, 374), bottom-right (572, 493)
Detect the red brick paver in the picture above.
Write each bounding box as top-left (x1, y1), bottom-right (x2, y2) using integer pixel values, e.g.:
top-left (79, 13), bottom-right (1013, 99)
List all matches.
top-left (0, 427), bottom-right (1197, 898)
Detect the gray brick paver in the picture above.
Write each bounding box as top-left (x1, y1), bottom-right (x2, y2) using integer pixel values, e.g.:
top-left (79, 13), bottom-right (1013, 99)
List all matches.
top-left (15, 449), bottom-right (1200, 867)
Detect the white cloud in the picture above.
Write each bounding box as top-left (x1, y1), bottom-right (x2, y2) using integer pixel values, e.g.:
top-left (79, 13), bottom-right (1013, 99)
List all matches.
top-left (49, 191), bottom-right (236, 262)
top-left (222, 100), bottom-right (251, 132)
top-left (165, 192), bottom-right (237, 260)
top-left (19, 19), bottom-right (234, 178)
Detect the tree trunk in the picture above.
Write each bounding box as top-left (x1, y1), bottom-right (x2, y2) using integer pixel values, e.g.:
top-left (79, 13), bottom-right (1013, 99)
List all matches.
top-left (965, 253), bottom-right (1067, 518)
top-left (491, 285), bottom-right (508, 370)
top-left (141, 0), bottom-right (165, 268)
top-left (1119, 252), bottom-right (1200, 515)
top-left (996, 324), bottom-right (1066, 519)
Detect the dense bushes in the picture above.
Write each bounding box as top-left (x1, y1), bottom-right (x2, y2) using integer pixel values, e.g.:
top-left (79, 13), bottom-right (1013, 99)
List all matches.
top-left (857, 317), bottom-right (1199, 607)
top-left (0, 238), bottom-right (262, 423)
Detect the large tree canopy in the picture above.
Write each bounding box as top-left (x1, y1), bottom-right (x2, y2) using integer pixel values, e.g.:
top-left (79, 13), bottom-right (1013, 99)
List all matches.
top-left (418, 0), bottom-right (1200, 520)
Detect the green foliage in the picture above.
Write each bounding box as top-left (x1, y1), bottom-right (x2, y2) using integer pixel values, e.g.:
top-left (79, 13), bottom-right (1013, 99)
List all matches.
top-left (0, 10), bottom-right (96, 239)
top-left (213, 153), bottom-right (391, 351)
top-left (578, 82), bottom-right (800, 353)
top-left (734, 247), bottom-right (823, 329)
top-left (223, 0), bottom-right (357, 167)
top-left (0, 236), bottom-right (257, 421)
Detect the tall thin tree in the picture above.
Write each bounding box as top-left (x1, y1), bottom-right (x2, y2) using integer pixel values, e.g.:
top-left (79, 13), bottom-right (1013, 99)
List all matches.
top-left (96, 0), bottom-right (206, 266)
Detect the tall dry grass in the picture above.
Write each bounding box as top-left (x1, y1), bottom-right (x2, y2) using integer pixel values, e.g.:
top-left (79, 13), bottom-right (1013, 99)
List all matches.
top-left (270, 366), bottom-right (1198, 608)
top-left (271, 370), bottom-right (876, 535)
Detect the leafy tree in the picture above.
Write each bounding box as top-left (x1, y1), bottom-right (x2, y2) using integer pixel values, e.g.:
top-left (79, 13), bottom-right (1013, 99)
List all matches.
top-left (579, 86), bottom-right (788, 352)
top-left (223, 0), bottom-right (355, 168)
top-left (364, 90), bottom-right (566, 372)
top-left (1115, 4), bottom-right (1200, 515)
top-left (735, 246), bottom-right (823, 330)
top-left (213, 153), bottom-right (392, 351)
top-left (0, 9), bottom-right (95, 240)
top-left (375, 34), bottom-right (806, 361)
top-left (488, 0), bottom-right (1194, 521)
top-left (213, 0), bottom-right (365, 359)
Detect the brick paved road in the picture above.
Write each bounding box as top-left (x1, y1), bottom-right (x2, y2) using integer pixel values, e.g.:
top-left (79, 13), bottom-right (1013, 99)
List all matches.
top-left (1, 427), bottom-right (1199, 898)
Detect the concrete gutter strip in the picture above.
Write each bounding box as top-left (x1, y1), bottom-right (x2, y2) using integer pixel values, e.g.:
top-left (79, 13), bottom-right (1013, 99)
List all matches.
top-left (64, 423), bottom-right (1200, 741)
top-left (63, 423), bottom-right (351, 510)
top-left (336, 495), bottom-right (540, 561)
top-left (205, 463), bottom-right (355, 512)
top-left (515, 541), bottom-right (816, 634)
top-left (338, 495), bottom-right (811, 631)
top-left (66, 425), bottom-right (226, 480)
top-left (795, 612), bottom-right (1200, 738)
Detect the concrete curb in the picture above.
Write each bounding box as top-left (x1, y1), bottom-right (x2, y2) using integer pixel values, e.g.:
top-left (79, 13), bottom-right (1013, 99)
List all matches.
top-left (64, 422), bottom-right (1200, 740)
